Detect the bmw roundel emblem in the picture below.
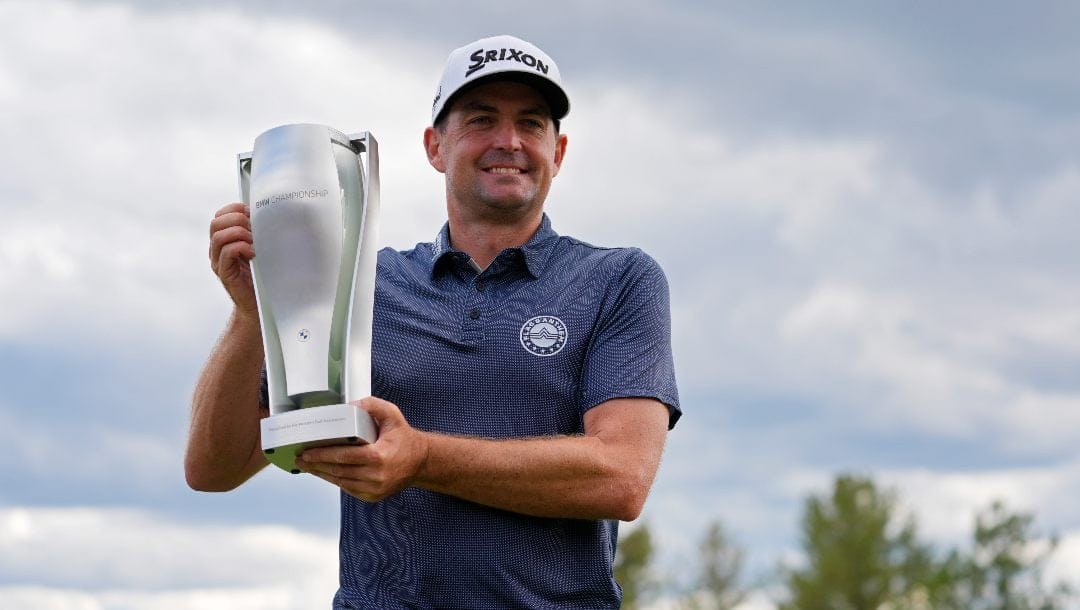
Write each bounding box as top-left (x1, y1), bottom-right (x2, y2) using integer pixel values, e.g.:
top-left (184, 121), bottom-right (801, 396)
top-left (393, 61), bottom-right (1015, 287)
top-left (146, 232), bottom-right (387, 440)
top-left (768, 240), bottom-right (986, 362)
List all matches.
top-left (298, 328), bottom-right (311, 342)
top-left (520, 316), bottom-right (567, 357)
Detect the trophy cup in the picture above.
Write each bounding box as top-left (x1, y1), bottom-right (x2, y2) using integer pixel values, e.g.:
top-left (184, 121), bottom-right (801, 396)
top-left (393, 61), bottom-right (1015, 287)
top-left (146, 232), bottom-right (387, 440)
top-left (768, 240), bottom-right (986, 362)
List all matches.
top-left (237, 124), bottom-right (380, 474)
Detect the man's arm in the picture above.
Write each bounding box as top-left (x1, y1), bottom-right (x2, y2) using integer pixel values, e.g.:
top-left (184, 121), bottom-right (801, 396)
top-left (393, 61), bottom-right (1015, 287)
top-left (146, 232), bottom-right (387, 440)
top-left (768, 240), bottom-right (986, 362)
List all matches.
top-left (186, 310), bottom-right (269, 491)
top-left (296, 396), bottom-right (670, 521)
top-left (185, 203), bottom-right (269, 491)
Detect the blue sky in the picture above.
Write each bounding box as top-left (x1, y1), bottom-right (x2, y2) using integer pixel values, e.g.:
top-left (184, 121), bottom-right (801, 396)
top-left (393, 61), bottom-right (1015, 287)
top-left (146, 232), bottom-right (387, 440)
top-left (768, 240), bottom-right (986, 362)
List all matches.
top-left (2, 1), bottom-right (1079, 608)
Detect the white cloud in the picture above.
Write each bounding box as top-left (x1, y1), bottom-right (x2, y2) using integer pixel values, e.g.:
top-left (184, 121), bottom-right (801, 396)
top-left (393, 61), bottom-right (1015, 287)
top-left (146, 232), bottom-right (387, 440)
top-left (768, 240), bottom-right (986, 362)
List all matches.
top-left (0, 0), bottom-right (441, 357)
top-left (1047, 531), bottom-right (1080, 591)
top-left (779, 282), bottom-right (1006, 432)
top-left (0, 405), bottom-right (177, 492)
top-left (0, 506), bottom-right (338, 609)
top-left (0, 585), bottom-right (329, 610)
top-left (773, 272), bottom-right (1080, 451)
top-left (881, 463), bottom-right (1080, 543)
top-left (552, 82), bottom-right (883, 251)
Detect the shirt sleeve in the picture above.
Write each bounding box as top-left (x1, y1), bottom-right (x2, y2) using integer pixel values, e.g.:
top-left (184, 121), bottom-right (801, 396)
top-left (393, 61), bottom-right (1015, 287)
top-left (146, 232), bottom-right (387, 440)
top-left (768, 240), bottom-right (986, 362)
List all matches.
top-left (579, 249), bottom-right (681, 429)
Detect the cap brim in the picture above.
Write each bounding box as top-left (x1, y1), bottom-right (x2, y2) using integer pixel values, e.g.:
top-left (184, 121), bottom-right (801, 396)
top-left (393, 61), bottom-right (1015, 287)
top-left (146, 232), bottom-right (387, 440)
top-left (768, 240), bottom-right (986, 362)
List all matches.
top-left (433, 71), bottom-right (569, 125)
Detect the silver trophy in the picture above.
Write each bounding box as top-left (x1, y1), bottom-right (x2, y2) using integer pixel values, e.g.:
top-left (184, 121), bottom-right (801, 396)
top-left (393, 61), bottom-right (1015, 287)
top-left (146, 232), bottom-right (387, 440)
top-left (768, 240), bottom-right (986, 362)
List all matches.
top-left (237, 124), bottom-right (380, 474)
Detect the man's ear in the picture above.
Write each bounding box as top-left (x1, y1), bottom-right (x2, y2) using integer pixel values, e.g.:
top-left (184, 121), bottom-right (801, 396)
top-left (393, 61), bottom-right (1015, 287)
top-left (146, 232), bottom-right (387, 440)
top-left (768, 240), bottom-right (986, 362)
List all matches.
top-left (552, 133), bottom-right (568, 177)
top-left (423, 126), bottom-right (446, 173)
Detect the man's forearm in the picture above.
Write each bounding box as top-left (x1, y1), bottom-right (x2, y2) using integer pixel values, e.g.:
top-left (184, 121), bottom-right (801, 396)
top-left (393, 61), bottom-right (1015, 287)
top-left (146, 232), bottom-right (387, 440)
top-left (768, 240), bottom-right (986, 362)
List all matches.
top-left (413, 399), bottom-right (668, 521)
top-left (414, 435), bottom-right (635, 520)
top-left (185, 309), bottom-right (268, 491)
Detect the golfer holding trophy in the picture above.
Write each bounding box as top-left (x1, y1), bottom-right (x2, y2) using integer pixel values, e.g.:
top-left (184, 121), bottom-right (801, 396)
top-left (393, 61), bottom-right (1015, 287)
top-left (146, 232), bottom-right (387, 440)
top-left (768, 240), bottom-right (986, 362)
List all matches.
top-left (187, 35), bottom-right (681, 609)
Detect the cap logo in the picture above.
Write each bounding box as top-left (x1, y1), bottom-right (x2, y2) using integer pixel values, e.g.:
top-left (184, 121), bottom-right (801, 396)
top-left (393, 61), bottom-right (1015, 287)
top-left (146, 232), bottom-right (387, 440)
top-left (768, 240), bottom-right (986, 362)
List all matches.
top-left (466, 47), bottom-right (549, 77)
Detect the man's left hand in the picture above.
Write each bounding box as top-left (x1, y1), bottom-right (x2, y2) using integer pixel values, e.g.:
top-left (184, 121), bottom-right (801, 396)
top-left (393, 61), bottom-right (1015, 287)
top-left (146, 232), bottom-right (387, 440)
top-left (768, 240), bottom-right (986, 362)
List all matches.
top-left (295, 397), bottom-right (430, 502)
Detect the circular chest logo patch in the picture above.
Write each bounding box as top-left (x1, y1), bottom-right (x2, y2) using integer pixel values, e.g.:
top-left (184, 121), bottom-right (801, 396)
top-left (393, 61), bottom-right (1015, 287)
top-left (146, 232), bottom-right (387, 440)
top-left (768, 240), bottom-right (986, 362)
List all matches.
top-left (520, 316), bottom-right (568, 357)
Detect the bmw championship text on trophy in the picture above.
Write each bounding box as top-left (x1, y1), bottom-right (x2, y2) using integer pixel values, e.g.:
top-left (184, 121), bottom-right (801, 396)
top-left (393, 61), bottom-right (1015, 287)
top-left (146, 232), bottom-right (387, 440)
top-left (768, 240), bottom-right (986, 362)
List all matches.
top-left (237, 124), bottom-right (381, 474)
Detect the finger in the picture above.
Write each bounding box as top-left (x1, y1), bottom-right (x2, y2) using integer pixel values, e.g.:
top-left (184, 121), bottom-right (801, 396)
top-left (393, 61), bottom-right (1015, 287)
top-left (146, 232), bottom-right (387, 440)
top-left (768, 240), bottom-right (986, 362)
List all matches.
top-left (297, 457), bottom-right (396, 502)
top-left (357, 397), bottom-right (402, 428)
top-left (300, 461), bottom-right (383, 492)
top-left (213, 202), bottom-right (248, 219)
top-left (300, 460), bottom-right (354, 479)
top-left (216, 242), bottom-right (256, 273)
top-left (209, 210), bottom-right (252, 237)
top-left (305, 469), bottom-right (349, 489)
top-left (210, 224), bottom-right (254, 257)
top-left (311, 468), bottom-right (391, 503)
top-left (211, 243), bottom-right (255, 280)
top-left (300, 444), bottom-right (378, 466)
top-left (210, 228), bottom-right (255, 270)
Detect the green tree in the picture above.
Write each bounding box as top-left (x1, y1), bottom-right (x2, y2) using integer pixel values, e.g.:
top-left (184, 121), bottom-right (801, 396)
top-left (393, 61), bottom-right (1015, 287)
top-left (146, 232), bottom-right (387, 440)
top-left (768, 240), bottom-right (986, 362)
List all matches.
top-left (616, 522), bottom-right (657, 609)
top-left (681, 521), bottom-right (746, 610)
top-left (950, 501), bottom-right (1074, 610)
top-left (780, 475), bottom-right (1075, 610)
top-left (780, 474), bottom-right (951, 610)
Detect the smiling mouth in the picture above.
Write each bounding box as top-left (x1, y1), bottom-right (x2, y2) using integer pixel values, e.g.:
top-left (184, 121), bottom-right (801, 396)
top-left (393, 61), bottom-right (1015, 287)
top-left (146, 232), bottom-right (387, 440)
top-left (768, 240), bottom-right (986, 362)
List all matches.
top-left (485, 167), bottom-right (526, 175)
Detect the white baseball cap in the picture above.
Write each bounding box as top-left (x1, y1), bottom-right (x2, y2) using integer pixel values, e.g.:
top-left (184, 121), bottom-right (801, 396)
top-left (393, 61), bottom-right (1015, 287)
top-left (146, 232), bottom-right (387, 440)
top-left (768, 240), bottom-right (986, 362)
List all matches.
top-left (431, 35), bottom-right (570, 126)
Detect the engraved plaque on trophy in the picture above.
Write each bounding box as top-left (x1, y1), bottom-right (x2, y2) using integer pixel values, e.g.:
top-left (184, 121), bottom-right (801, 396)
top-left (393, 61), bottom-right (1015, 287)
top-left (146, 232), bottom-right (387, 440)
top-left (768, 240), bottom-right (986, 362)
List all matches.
top-left (237, 124), bottom-right (380, 474)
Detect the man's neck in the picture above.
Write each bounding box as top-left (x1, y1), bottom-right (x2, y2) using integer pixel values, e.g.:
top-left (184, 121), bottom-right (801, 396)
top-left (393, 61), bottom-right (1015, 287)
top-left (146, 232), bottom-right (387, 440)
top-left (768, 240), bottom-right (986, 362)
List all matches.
top-left (446, 212), bottom-right (543, 271)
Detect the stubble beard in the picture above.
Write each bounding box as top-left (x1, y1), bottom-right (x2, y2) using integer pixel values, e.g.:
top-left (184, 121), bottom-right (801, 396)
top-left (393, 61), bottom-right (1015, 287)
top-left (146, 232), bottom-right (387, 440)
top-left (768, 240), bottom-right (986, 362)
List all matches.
top-left (450, 171), bottom-right (546, 225)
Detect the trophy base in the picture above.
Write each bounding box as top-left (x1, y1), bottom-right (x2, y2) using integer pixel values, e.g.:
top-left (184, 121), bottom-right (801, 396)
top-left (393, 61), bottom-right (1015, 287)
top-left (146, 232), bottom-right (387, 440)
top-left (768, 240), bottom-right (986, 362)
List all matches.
top-left (260, 403), bottom-right (377, 474)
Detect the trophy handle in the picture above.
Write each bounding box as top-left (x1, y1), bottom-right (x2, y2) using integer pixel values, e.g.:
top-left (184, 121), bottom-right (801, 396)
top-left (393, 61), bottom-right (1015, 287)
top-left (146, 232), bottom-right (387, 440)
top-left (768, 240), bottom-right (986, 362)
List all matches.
top-left (237, 153), bottom-right (252, 205)
top-left (342, 132), bottom-right (380, 404)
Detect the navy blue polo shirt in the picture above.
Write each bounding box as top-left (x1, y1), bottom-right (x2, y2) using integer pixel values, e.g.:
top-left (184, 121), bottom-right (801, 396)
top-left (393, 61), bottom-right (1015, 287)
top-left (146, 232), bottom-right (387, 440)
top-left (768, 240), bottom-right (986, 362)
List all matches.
top-left (330, 214), bottom-right (680, 609)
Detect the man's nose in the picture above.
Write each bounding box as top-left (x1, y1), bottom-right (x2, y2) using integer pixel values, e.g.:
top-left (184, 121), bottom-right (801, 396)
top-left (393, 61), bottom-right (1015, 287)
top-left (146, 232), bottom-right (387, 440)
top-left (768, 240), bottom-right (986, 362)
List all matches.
top-left (491, 120), bottom-right (523, 150)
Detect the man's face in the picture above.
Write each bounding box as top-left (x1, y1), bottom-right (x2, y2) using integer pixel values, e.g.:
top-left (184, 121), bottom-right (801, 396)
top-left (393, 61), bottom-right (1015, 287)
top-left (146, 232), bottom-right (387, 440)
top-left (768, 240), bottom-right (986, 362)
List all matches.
top-left (424, 81), bottom-right (567, 223)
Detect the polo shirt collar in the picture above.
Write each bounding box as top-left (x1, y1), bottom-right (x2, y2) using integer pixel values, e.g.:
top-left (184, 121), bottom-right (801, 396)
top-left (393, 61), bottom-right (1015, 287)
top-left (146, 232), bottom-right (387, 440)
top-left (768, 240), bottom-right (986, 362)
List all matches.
top-left (428, 214), bottom-right (559, 279)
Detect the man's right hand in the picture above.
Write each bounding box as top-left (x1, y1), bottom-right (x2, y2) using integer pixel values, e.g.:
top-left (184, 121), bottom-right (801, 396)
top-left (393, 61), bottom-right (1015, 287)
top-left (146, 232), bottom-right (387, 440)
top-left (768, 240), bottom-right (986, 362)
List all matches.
top-left (209, 203), bottom-right (258, 317)
top-left (188, 203), bottom-right (269, 492)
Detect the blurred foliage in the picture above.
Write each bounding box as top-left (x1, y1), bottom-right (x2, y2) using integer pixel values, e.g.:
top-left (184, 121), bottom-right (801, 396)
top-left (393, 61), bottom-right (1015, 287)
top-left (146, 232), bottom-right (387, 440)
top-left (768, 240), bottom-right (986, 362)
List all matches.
top-left (680, 521), bottom-right (747, 610)
top-left (779, 474), bottom-right (1074, 610)
top-left (945, 500), bottom-right (1074, 610)
top-left (616, 521), bottom-right (658, 609)
top-left (616, 474), bottom-right (1073, 609)
top-left (779, 474), bottom-right (954, 610)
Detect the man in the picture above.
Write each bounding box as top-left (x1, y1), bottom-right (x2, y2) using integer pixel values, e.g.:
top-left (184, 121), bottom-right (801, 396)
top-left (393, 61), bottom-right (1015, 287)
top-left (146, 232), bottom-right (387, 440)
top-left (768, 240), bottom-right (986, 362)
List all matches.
top-left (187, 35), bottom-right (681, 608)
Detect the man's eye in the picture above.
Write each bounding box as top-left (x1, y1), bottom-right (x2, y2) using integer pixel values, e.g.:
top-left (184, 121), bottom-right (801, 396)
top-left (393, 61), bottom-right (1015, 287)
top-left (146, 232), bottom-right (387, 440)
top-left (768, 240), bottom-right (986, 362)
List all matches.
top-left (468, 116), bottom-right (493, 125)
top-left (520, 119), bottom-right (546, 131)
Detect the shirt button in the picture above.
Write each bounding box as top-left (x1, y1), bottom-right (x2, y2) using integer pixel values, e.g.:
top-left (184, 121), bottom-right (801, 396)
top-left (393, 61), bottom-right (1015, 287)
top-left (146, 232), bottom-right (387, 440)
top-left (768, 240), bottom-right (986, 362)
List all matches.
top-left (469, 307), bottom-right (481, 320)
top-left (476, 282), bottom-right (486, 292)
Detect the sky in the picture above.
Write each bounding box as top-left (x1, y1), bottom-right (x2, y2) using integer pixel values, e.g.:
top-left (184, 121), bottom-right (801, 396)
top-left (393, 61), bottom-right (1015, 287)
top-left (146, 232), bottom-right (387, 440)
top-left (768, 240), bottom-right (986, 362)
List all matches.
top-left (2, 1), bottom-right (1079, 608)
